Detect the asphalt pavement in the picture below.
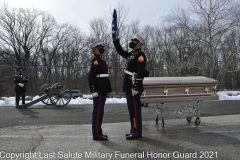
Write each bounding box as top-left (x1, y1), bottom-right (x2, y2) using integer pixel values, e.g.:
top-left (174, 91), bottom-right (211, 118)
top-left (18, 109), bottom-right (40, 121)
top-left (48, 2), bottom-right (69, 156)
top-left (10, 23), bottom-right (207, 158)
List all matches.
top-left (0, 101), bottom-right (240, 160)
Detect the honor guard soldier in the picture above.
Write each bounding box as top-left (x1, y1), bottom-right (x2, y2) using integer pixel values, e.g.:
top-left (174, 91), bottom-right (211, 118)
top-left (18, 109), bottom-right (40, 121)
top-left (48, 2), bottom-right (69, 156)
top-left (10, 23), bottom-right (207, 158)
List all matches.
top-left (14, 68), bottom-right (28, 108)
top-left (88, 40), bottom-right (112, 141)
top-left (113, 34), bottom-right (147, 140)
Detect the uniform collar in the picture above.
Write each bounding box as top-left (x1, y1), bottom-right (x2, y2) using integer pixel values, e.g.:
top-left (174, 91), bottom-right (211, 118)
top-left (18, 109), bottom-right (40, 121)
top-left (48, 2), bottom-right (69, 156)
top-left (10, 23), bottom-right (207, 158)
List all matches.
top-left (94, 54), bottom-right (102, 58)
top-left (132, 49), bottom-right (141, 52)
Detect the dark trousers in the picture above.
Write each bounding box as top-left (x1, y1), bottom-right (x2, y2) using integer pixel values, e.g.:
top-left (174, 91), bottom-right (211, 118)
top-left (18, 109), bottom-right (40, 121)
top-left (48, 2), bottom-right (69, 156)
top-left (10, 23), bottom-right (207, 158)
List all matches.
top-left (15, 92), bottom-right (25, 106)
top-left (92, 93), bottom-right (107, 139)
top-left (126, 91), bottom-right (143, 137)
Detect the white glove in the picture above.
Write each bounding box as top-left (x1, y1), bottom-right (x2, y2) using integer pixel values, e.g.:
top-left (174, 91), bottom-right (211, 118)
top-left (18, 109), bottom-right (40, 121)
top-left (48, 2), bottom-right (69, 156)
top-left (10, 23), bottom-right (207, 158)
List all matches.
top-left (18, 83), bottom-right (24, 87)
top-left (132, 89), bottom-right (139, 96)
top-left (92, 92), bottom-right (98, 97)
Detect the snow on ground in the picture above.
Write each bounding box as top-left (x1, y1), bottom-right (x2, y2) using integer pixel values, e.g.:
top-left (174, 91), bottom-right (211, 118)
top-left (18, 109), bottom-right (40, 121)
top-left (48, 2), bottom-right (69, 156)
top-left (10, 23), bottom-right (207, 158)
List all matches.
top-left (0, 91), bottom-right (239, 107)
top-left (217, 90), bottom-right (240, 100)
top-left (0, 94), bottom-right (127, 107)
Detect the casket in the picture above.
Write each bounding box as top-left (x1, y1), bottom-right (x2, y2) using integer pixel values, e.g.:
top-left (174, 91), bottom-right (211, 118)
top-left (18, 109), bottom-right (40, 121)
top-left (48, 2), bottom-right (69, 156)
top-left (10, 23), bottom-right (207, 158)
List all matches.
top-left (141, 76), bottom-right (218, 104)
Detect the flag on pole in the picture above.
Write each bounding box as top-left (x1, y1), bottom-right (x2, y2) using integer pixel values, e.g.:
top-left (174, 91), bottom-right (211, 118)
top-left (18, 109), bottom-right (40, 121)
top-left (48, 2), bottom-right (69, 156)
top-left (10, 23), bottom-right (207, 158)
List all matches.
top-left (112, 9), bottom-right (117, 40)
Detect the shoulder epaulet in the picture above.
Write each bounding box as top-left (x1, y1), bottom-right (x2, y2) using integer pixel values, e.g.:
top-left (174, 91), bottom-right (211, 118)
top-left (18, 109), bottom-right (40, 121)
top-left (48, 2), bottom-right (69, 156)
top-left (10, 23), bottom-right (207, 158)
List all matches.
top-left (138, 55), bottom-right (145, 63)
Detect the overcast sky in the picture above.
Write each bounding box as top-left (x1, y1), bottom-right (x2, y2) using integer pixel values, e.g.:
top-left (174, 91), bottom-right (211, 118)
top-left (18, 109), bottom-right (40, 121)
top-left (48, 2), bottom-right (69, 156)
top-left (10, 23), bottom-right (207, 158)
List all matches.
top-left (0, 0), bottom-right (189, 33)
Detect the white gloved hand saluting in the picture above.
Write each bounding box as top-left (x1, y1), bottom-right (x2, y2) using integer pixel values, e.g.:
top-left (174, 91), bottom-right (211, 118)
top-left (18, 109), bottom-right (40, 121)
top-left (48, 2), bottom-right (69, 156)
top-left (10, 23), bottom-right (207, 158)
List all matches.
top-left (18, 83), bottom-right (24, 87)
top-left (92, 92), bottom-right (98, 97)
top-left (132, 89), bottom-right (139, 96)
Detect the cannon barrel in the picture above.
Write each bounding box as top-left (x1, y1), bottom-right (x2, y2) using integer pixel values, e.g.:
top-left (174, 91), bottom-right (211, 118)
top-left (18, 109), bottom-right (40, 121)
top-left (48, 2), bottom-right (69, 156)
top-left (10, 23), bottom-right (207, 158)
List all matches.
top-left (18, 94), bottom-right (49, 108)
top-left (18, 82), bottom-right (72, 109)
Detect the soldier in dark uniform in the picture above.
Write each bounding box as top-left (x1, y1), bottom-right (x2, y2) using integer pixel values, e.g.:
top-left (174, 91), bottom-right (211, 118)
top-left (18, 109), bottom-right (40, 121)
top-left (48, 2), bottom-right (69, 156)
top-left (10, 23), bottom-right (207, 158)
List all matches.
top-left (113, 34), bottom-right (147, 140)
top-left (88, 40), bottom-right (112, 141)
top-left (14, 68), bottom-right (28, 108)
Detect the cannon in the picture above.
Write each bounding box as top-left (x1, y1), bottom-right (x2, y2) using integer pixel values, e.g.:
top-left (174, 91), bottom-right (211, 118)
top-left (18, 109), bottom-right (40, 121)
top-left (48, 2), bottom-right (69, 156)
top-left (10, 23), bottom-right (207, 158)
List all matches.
top-left (18, 82), bottom-right (72, 109)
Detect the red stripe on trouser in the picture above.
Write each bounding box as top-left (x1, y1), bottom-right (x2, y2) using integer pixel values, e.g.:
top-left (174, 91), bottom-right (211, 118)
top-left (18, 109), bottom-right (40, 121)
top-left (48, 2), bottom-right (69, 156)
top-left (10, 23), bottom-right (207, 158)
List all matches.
top-left (96, 94), bottom-right (102, 138)
top-left (133, 96), bottom-right (138, 136)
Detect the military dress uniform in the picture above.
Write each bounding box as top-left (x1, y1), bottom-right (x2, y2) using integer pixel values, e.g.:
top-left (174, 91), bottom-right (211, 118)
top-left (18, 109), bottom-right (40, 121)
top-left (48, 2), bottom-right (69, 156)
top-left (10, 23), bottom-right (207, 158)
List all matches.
top-left (113, 38), bottom-right (147, 139)
top-left (14, 69), bottom-right (28, 108)
top-left (88, 41), bottom-right (112, 141)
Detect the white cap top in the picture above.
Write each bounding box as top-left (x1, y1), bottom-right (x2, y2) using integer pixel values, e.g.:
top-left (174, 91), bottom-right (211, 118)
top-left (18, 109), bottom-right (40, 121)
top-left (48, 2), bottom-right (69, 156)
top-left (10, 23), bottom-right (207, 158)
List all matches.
top-left (89, 40), bottom-right (104, 49)
top-left (131, 34), bottom-right (145, 45)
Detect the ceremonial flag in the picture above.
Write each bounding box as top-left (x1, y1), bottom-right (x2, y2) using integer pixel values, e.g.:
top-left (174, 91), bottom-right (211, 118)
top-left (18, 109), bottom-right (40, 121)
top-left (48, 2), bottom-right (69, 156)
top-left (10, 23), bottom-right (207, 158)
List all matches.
top-left (112, 9), bottom-right (117, 40)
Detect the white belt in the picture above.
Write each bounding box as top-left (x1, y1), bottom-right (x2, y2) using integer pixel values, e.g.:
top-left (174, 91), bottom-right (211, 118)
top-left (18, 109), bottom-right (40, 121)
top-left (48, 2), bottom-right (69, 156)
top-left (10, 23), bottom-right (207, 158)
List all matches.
top-left (96, 74), bottom-right (109, 77)
top-left (125, 70), bottom-right (133, 76)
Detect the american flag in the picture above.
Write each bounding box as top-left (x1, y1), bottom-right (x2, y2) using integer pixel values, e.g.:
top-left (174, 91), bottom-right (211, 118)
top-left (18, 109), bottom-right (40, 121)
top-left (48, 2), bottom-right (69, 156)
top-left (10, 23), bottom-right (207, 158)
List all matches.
top-left (112, 9), bottom-right (117, 40)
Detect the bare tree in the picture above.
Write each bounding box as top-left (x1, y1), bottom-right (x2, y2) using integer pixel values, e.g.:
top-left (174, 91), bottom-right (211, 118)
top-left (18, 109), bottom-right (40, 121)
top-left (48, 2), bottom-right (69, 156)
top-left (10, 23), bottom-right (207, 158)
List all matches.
top-left (0, 4), bottom-right (53, 68)
top-left (0, 4), bottom-right (59, 94)
top-left (60, 26), bottom-right (87, 90)
top-left (39, 23), bottom-right (75, 83)
top-left (217, 29), bottom-right (240, 89)
top-left (89, 18), bottom-right (108, 40)
top-left (141, 25), bottom-right (160, 76)
top-left (173, 0), bottom-right (239, 78)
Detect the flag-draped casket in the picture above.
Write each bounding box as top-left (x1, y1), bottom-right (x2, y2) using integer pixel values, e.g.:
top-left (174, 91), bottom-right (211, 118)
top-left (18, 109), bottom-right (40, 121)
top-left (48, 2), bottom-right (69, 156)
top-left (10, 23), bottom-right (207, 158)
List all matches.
top-left (141, 76), bottom-right (218, 104)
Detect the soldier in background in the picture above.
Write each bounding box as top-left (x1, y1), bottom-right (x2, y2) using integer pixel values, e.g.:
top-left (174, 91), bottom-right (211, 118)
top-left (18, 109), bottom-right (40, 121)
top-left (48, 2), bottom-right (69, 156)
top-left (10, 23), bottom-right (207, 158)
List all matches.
top-left (113, 34), bottom-right (147, 140)
top-left (14, 68), bottom-right (28, 108)
top-left (88, 40), bottom-right (112, 141)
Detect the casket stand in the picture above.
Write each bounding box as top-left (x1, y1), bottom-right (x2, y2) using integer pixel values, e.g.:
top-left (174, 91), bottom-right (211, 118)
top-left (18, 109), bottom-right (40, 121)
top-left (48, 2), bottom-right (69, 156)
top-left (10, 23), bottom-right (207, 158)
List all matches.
top-left (141, 76), bottom-right (218, 127)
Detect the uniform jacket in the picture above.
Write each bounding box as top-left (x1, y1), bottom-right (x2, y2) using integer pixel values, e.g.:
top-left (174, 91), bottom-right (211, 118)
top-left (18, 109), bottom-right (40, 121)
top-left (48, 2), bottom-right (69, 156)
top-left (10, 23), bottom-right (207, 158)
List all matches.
top-left (88, 54), bottom-right (112, 94)
top-left (14, 74), bottom-right (28, 92)
top-left (113, 39), bottom-right (147, 92)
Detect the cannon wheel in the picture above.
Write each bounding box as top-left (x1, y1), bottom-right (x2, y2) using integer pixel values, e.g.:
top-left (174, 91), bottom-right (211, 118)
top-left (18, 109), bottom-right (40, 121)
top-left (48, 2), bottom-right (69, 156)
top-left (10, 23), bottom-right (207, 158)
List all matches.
top-left (49, 82), bottom-right (72, 108)
top-left (39, 83), bottom-right (53, 105)
top-left (195, 117), bottom-right (201, 125)
top-left (186, 116), bottom-right (192, 122)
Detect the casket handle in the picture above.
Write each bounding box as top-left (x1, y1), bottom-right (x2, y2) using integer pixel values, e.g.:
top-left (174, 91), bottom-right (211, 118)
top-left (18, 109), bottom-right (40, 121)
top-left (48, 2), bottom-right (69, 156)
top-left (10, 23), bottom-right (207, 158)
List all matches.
top-left (205, 87), bottom-right (209, 93)
top-left (142, 91), bottom-right (146, 97)
top-left (185, 87), bottom-right (189, 94)
top-left (213, 86), bottom-right (217, 94)
top-left (164, 88), bottom-right (168, 96)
